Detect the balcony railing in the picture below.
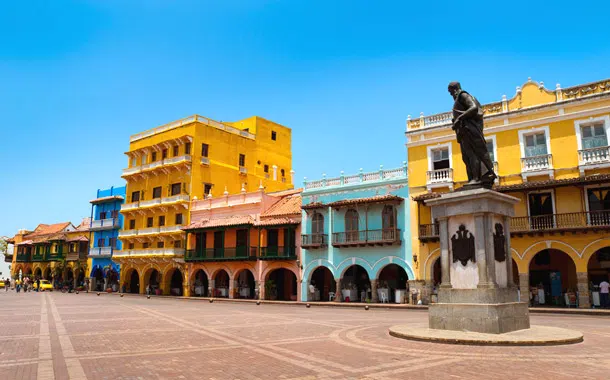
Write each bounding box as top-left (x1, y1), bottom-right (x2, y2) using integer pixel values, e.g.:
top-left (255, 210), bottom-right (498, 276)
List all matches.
top-left (140, 198), bottom-right (162, 207)
top-left (122, 155), bottom-right (192, 177)
top-left (4, 254), bottom-right (12, 263)
top-left (119, 229), bottom-right (138, 237)
top-left (159, 225), bottom-right (184, 233)
top-left (521, 154), bottom-right (553, 172)
top-left (239, 166), bottom-right (247, 174)
top-left (578, 146), bottom-right (610, 166)
top-left (139, 227), bottom-right (160, 235)
top-left (259, 246), bottom-right (296, 260)
top-left (16, 253), bottom-right (31, 262)
top-left (426, 168), bottom-right (453, 185)
top-left (163, 194), bottom-right (189, 204)
top-left (66, 251), bottom-right (87, 261)
top-left (89, 247), bottom-right (114, 257)
top-left (113, 248), bottom-right (185, 257)
top-left (201, 157), bottom-right (210, 165)
top-left (332, 229), bottom-right (401, 247)
top-left (185, 246), bottom-right (258, 262)
top-left (90, 218), bottom-right (119, 230)
top-left (47, 252), bottom-right (63, 261)
top-left (418, 223), bottom-right (439, 241)
top-left (31, 252), bottom-right (45, 262)
top-left (301, 234), bottom-right (328, 249)
top-left (511, 211), bottom-right (610, 233)
top-left (304, 164), bottom-right (408, 190)
top-left (121, 201), bottom-right (139, 211)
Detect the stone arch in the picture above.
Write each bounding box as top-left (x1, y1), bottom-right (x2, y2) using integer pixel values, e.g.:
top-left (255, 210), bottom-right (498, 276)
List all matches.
top-left (423, 248), bottom-right (441, 281)
top-left (163, 267), bottom-right (185, 296)
top-left (307, 266), bottom-right (336, 301)
top-left (264, 266), bottom-right (298, 301)
top-left (581, 238), bottom-right (610, 272)
top-left (339, 264), bottom-right (371, 302)
top-left (262, 262), bottom-right (299, 283)
top-left (123, 267), bottom-right (140, 294)
top-left (529, 248), bottom-right (578, 306)
top-left (34, 267), bottom-right (43, 279)
top-left (336, 258), bottom-right (374, 280)
top-left (142, 265), bottom-right (163, 294)
top-left (522, 240), bottom-right (581, 267)
top-left (188, 265), bottom-right (211, 285)
top-left (372, 257), bottom-right (414, 280)
top-left (191, 267), bottom-right (210, 297)
top-left (233, 267), bottom-right (256, 299)
top-left (303, 260), bottom-right (336, 283)
top-left (212, 268), bottom-right (231, 297)
top-left (209, 265), bottom-right (233, 281)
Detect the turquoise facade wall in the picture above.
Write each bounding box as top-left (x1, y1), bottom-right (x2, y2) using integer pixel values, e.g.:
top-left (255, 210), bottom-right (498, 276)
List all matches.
top-left (300, 164), bottom-right (411, 302)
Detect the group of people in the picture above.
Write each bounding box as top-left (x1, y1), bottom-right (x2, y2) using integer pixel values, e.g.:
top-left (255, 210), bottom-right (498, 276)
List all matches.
top-left (3, 277), bottom-right (41, 292)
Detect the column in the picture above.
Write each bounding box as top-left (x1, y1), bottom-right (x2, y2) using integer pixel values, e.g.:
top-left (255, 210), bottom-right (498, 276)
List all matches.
top-left (438, 217), bottom-right (451, 288)
top-left (503, 216), bottom-right (515, 287)
top-left (474, 213), bottom-right (491, 288)
top-left (209, 279), bottom-right (215, 298)
top-left (255, 280), bottom-right (261, 300)
top-left (371, 280), bottom-right (378, 303)
top-left (229, 279), bottom-right (236, 299)
top-left (519, 273), bottom-right (529, 305)
top-left (335, 279), bottom-right (341, 302)
top-left (577, 272), bottom-right (590, 309)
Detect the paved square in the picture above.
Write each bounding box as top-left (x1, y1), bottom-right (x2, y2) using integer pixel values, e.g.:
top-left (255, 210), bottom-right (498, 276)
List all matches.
top-left (0, 292), bottom-right (608, 379)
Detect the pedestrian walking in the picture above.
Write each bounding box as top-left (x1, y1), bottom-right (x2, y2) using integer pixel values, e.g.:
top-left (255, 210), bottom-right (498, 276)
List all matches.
top-left (5, 278), bottom-right (9, 291)
top-left (600, 280), bottom-right (610, 308)
top-left (36, 278), bottom-right (41, 292)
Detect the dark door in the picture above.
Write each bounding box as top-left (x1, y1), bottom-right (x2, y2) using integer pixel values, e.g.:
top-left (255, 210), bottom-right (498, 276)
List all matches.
top-left (528, 192), bottom-right (554, 229)
top-left (282, 228), bottom-right (295, 257)
top-left (214, 231), bottom-right (224, 258)
top-left (195, 232), bottom-right (206, 258)
top-left (267, 229), bottom-right (279, 256)
top-left (236, 229), bottom-right (248, 257)
top-left (587, 187), bottom-right (610, 226)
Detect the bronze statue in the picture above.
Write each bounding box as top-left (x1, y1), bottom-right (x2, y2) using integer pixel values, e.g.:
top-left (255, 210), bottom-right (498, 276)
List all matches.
top-left (449, 82), bottom-right (497, 189)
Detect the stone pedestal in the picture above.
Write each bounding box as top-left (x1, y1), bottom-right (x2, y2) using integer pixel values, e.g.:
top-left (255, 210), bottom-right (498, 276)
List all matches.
top-left (425, 188), bottom-right (530, 334)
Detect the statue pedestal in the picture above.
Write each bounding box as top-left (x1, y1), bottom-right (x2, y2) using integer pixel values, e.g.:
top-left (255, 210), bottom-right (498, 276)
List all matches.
top-left (425, 188), bottom-right (529, 334)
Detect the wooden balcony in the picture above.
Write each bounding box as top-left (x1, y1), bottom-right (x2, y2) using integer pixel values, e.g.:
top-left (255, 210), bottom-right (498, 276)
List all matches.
top-left (332, 229), bottom-right (401, 247)
top-left (16, 253), bottom-right (31, 262)
top-left (511, 211), bottom-right (610, 235)
top-left (259, 246), bottom-right (297, 260)
top-left (185, 246), bottom-right (258, 262)
top-left (301, 234), bottom-right (328, 249)
top-left (66, 251), bottom-right (87, 261)
top-left (418, 223), bottom-right (439, 242)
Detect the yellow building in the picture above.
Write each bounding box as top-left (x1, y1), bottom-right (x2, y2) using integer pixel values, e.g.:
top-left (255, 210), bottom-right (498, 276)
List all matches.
top-left (407, 78), bottom-right (610, 308)
top-left (11, 219), bottom-right (91, 288)
top-left (116, 114), bottom-right (294, 296)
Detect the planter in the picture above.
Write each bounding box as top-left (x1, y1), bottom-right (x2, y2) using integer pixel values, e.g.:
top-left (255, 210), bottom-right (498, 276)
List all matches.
top-left (106, 288), bottom-right (113, 293)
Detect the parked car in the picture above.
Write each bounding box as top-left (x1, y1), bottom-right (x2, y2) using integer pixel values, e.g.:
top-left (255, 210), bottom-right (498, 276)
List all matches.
top-left (0, 280), bottom-right (4, 289)
top-left (33, 280), bottom-right (53, 292)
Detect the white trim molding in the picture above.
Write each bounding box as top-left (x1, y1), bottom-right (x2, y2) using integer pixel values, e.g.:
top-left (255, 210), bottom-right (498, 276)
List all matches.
top-left (426, 142), bottom-right (454, 190)
top-left (517, 126), bottom-right (553, 181)
top-left (485, 135), bottom-right (500, 183)
top-left (574, 115), bottom-right (610, 175)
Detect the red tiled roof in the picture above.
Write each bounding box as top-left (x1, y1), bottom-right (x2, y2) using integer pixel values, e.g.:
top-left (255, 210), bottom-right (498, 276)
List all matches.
top-left (255, 217), bottom-right (299, 227)
top-left (261, 195), bottom-right (302, 217)
top-left (267, 188), bottom-right (303, 197)
top-left (26, 222), bottom-right (72, 239)
top-left (412, 174), bottom-right (610, 202)
top-left (75, 217), bottom-right (91, 231)
top-left (303, 194), bottom-right (403, 209)
top-left (182, 215), bottom-right (255, 231)
top-left (67, 236), bottom-right (89, 243)
top-left (16, 240), bottom-right (33, 246)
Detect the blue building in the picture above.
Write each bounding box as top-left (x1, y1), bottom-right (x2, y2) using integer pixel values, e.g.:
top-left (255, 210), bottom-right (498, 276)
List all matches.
top-left (89, 186), bottom-right (126, 291)
top-left (300, 164), bottom-right (412, 303)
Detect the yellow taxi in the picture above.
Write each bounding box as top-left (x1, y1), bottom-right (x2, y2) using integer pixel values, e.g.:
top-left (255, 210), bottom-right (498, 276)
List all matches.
top-left (0, 280), bottom-right (4, 289)
top-left (33, 280), bottom-right (53, 292)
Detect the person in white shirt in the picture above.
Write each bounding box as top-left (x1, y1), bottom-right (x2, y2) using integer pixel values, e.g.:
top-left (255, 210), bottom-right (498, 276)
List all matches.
top-left (599, 280), bottom-right (609, 308)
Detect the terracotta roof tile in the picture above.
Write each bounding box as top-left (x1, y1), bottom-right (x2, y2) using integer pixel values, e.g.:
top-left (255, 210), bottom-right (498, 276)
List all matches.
top-left (255, 217), bottom-right (299, 227)
top-left (67, 236), bottom-right (89, 243)
top-left (303, 194), bottom-right (403, 209)
top-left (75, 217), bottom-right (91, 231)
top-left (267, 188), bottom-right (303, 197)
top-left (261, 195), bottom-right (302, 217)
top-left (182, 215), bottom-right (255, 231)
top-left (26, 222), bottom-right (72, 238)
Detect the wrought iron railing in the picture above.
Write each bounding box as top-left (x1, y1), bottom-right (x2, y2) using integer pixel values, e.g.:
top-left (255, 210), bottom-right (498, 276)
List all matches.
top-left (185, 246), bottom-right (257, 261)
top-left (301, 234), bottom-right (328, 248)
top-left (259, 246), bottom-right (296, 259)
top-left (511, 211), bottom-right (610, 232)
top-left (418, 223), bottom-right (439, 239)
top-left (332, 229), bottom-right (401, 245)
top-left (16, 253), bottom-right (31, 262)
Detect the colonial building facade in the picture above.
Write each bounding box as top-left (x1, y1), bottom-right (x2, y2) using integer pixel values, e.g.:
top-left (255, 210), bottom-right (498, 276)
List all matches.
top-left (88, 186), bottom-right (126, 291)
top-left (407, 78), bottom-right (610, 308)
top-left (300, 164), bottom-right (413, 303)
top-left (116, 114), bottom-right (295, 295)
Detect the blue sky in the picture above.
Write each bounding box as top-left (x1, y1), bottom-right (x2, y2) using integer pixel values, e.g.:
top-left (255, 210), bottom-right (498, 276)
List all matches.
top-left (1, 0), bottom-right (609, 269)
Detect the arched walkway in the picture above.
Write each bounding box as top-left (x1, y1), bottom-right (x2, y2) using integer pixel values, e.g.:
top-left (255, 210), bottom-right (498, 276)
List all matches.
top-left (144, 268), bottom-right (161, 295)
top-left (432, 258), bottom-right (441, 287)
top-left (92, 267), bottom-right (104, 292)
top-left (214, 269), bottom-right (230, 298)
top-left (529, 249), bottom-right (577, 307)
top-left (340, 265), bottom-right (371, 302)
top-left (235, 269), bottom-right (255, 299)
top-left (266, 268), bottom-right (297, 301)
top-left (587, 246), bottom-right (610, 307)
top-left (378, 264), bottom-right (408, 303)
top-left (192, 269), bottom-right (209, 297)
top-left (65, 269), bottom-right (74, 288)
top-left (167, 268), bottom-right (184, 296)
top-left (128, 269), bottom-right (140, 294)
top-left (106, 268), bottom-right (119, 291)
top-left (34, 268), bottom-right (42, 280)
top-left (309, 266), bottom-right (335, 301)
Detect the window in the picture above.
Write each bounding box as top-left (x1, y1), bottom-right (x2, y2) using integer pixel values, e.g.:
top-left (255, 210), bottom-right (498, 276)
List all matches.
top-left (185, 142), bottom-right (191, 155)
top-left (486, 140), bottom-right (495, 162)
top-left (147, 217), bottom-right (153, 228)
top-left (271, 131), bottom-right (277, 140)
top-left (281, 169), bottom-right (285, 177)
top-left (175, 213), bottom-right (183, 225)
top-left (312, 213), bottom-right (324, 235)
top-left (345, 209), bottom-right (359, 242)
top-left (111, 210), bottom-right (119, 219)
top-left (204, 183), bottom-right (212, 197)
top-left (152, 186), bottom-right (162, 199)
top-left (129, 219), bottom-right (136, 229)
top-left (173, 240), bottom-right (182, 248)
top-left (171, 183), bottom-right (181, 196)
top-left (143, 242), bottom-right (149, 249)
top-left (158, 216), bottom-right (165, 227)
top-left (131, 157), bottom-right (137, 167)
top-left (432, 148), bottom-right (450, 170)
top-left (131, 191), bottom-right (140, 202)
top-left (128, 243), bottom-right (134, 250)
top-left (581, 123), bottom-right (608, 149)
top-left (109, 238), bottom-right (117, 248)
top-left (157, 241), bottom-right (164, 248)
top-left (162, 149), bottom-right (168, 159)
top-left (382, 205), bottom-right (395, 229)
top-left (264, 165), bottom-right (269, 173)
top-left (201, 143), bottom-right (209, 157)
top-left (239, 154), bottom-right (245, 167)
top-left (97, 238), bottom-right (105, 247)
top-left (173, 145), bottom-right (179, 156)
top-left (99, 211), bottom-right (107, 220)
top-left (152, 151), bottom-right (157, 161)
top-left (528, 192), bottom-right (554, 229)
top-left (142, 153), bottom-right (148, 165)
top-left (524, 132), bottom-right (547, 157)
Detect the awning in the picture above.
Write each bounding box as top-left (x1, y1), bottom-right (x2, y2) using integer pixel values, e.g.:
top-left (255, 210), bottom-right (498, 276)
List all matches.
top-left (90, 195), bottom-right (125, 205)
top-left (17, 240), bottom-right (33, 246)
top-left (182, 215), bottom-right (255, 231)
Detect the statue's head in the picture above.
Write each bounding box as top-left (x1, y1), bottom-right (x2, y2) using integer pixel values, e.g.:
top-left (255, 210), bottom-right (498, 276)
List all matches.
top-left (448, 81), bottom-right (461, 99)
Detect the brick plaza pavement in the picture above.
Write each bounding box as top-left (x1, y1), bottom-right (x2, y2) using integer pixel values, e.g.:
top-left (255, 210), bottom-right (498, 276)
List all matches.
top-left (0, 291), bottom-right (609, 379)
